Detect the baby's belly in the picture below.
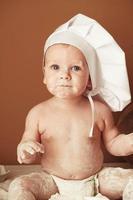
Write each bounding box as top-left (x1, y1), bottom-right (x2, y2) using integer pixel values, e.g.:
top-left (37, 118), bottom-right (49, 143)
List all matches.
top-left (41, 144), bottom-right (104, 180)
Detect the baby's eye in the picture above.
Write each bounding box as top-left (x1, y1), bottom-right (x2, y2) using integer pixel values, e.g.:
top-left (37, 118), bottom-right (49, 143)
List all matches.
top-left (50, 64), bottom-right (60, 70)
top-left (71, 65), bottom-right (81, 71)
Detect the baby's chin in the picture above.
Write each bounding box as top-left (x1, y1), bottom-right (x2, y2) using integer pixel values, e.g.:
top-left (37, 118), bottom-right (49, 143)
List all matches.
top-left (50, 91), bottom-right (83, 99)
top-left (47, 87), bottom-right (85, 99)
top-left (53, 93), bottom-right (77, 99)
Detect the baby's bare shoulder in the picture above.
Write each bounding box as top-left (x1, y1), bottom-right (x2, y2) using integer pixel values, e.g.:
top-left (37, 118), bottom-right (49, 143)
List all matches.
top-left (26, 100), bottom-right (50, 120)
top-left (93, 99), bottom-right (113, 131)
top-left (94, 98), bottom-right (112, 116)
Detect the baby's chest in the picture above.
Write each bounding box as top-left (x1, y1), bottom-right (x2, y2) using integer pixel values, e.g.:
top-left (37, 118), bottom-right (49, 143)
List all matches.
top-left (38, 114), bottom-right (92, 140)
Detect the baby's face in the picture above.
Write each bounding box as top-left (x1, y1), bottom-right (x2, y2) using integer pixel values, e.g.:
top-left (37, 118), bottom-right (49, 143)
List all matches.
top-left (43, 44), bottom-right (89, 99)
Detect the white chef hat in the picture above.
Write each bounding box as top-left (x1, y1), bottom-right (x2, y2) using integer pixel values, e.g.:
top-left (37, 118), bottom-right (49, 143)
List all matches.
top-left (43, 13), bottom-right (131, 136)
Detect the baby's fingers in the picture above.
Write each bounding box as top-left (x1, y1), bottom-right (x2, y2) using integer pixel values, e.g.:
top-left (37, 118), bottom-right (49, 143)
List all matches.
top-left (29, 142), bottom-right (45, 154)
top-left (17, 154), bottom-right (23, 164)
top-left (24, 145), bottom-right (36, 155)
top-left (38, 143), bottom-right (45, 153)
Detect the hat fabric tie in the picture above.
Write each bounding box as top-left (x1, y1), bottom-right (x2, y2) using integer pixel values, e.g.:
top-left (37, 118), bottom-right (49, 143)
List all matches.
top-left (88, 94), bottom-right (95, 137)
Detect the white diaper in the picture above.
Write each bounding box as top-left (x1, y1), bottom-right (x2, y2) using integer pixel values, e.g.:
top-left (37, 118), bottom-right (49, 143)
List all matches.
top-left (49, 175), bottom-right (110, 200)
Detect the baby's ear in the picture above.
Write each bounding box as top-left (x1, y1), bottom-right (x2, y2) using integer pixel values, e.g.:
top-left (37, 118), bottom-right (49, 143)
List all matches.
top-left (42, 67), bottom-right (46, 84)
top-left (87, 77), bottom-right (92, 91)
top-left (43, 77), bottom-right (46, 85)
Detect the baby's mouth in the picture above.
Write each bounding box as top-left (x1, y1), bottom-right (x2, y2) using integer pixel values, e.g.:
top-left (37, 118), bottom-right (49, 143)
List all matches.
top-left (57, 84), bottom-right (72, 87)
top-left (57, 84), bottom-right (72, 88)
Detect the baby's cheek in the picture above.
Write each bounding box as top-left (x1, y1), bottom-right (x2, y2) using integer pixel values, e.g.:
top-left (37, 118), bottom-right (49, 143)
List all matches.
top-left (74, 83), bottom-right (88, 94)
top-left (46, 82), bottom-right (56, 94)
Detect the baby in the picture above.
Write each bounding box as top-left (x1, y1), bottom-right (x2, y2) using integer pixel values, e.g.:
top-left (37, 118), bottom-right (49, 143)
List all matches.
top-left (8, 14), bottom-right (133, 200)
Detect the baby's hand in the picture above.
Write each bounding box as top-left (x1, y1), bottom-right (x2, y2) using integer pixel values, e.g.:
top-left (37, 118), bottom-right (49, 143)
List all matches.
top-left (17, 141), bottom-right (45, 164)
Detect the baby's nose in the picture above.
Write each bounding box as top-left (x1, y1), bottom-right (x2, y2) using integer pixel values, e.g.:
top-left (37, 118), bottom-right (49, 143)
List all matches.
top-left (60, 70), bottom-right (71, 80)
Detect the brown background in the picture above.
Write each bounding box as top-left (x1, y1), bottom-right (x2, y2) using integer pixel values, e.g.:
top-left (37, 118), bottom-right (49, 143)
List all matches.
top-left (0, 0), bottom-right (133, 164)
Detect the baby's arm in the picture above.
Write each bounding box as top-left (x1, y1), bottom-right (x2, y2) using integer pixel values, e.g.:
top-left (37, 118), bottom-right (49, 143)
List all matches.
top-left (17, 106), bottom-right (44, 164)
top-left (101, 104), bottom-right (133, 156)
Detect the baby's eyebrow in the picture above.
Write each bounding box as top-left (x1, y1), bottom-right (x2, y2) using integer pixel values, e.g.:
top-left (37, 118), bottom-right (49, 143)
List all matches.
top-left (45, 60), bottom-right (87, 67)
top-left (45, 60), bottom-right (58, 65)
top-left (71, 60), bottom-right (86, 66)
